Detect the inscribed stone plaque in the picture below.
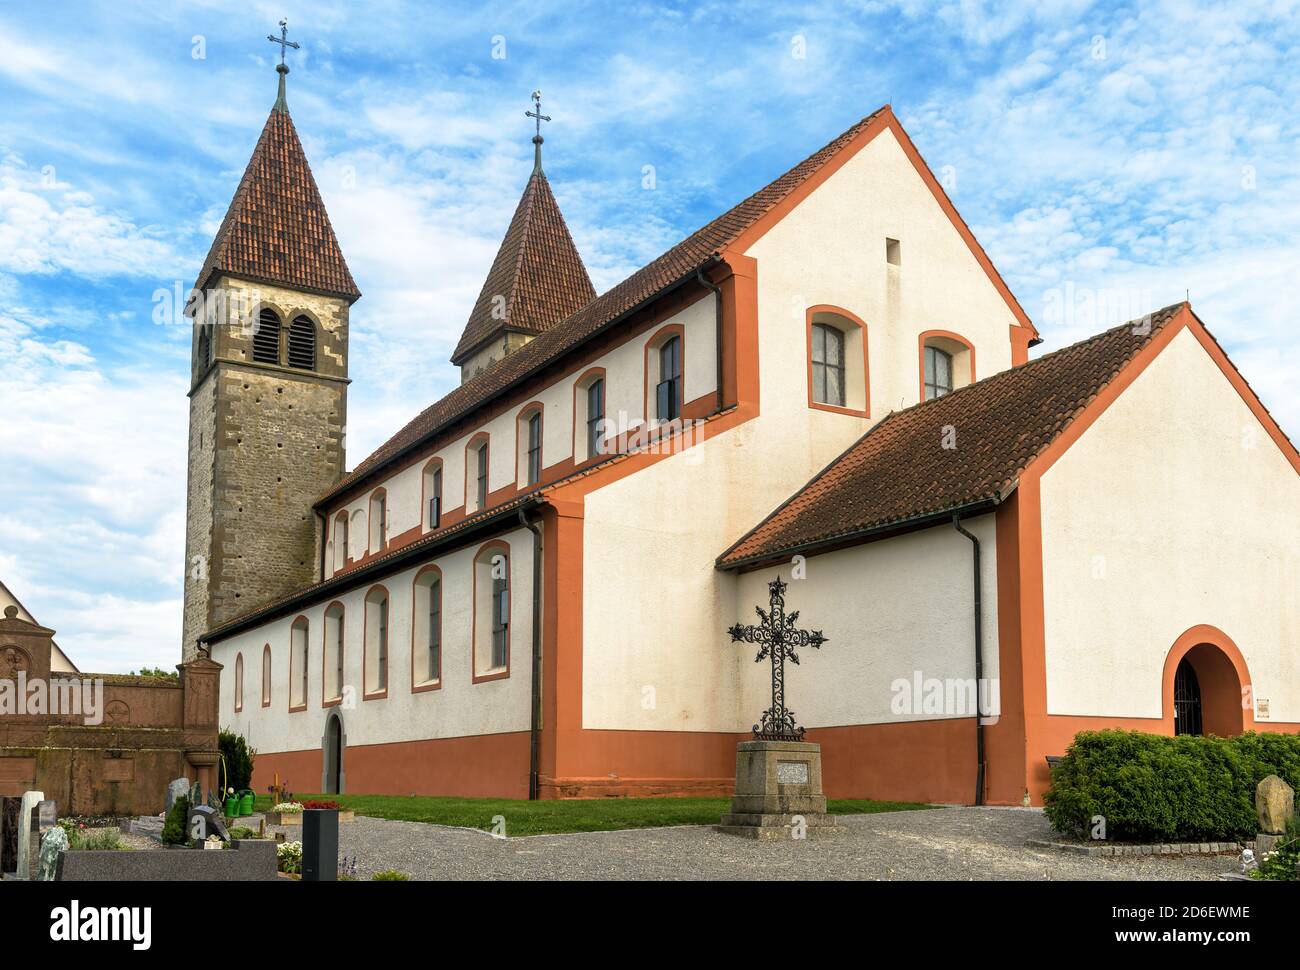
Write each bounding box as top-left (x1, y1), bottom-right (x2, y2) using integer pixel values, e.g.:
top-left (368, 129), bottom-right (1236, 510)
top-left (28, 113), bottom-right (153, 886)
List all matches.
top-left (776, 760), bottom-right (810, 785)
top-left (37, 800), bottom-right (56, 829)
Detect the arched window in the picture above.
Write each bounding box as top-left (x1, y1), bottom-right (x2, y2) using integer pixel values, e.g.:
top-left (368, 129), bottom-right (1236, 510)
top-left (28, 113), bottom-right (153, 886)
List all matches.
top-left (811, 323), bottom-right (845, 407)
top-left (806, 307), bottom-right (869, 416)
top-left (368, 490), bottom-right (387, 553)
top-left (474, 543), bottom-right (511, 681)
top-left (287, 315), bottom-right (315, 370)
top-left (323, 602), bottom-right (345, 704)
top-left (919, 331), bottom-right (975, 401)
top-left (252, 308), bottom-right (281, 364)
top-left (423, 459), bottom-right (443, 530)
top-left (655, 335), bottom-right (682, 422)
top-left (334, 513), bottom-right (349, 571)
top-left (261, 644), bottom-right (272, 707)
top-left (574, 368), bottom-right (607, 463)
top-left (412, 567), bottom-right (442, 688)
top-left (364, 586), bottom-right (389, 697)
top-left (517, 405), bottom-right (543, 487)
top-left (466, 435), bottom-right (490, 513)
top-left (234, 652), bottom-right (244, 712)
top-left (290, 617), bottom-right (309, 710)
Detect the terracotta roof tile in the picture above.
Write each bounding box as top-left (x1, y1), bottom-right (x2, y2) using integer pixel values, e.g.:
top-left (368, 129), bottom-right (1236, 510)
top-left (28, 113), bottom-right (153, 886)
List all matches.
top-left (321, 106), bottom-right (891, 505)
top-left (452, 170), bottom-right (596, 363)
top-left (195, 105), bottom-right (359, 301)
top-left (718, 304), bottom-right (1187, 568)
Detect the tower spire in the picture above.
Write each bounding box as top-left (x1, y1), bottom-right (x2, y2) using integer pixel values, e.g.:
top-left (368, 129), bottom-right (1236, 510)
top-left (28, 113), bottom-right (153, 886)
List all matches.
top-left (525, 90), bottom-right (551, 172)
top-left (267, 18), bottom-right (300, 114)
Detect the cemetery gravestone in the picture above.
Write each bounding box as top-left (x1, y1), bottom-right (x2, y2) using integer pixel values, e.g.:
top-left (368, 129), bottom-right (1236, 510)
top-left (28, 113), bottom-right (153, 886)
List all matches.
top-left (166, 778), bottom-right (190, 813)
top-left (15, 790), bottom-right (43, 880)
top-left (302, 808), bottom-right (338, 881)
top-left (188, 804), bottom-right (230, 847)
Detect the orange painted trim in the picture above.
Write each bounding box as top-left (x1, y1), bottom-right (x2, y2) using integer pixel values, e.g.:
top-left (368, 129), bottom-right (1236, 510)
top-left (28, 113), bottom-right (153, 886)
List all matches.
top-left (464, 431), bottom-right (490, 514)
top-left (260, 643), bottom-right (271, 708)
top-left (410, 564), bottom-right (443, 694)
top-left (419, 457), bottom-right (444, 533)
top-left (917, 329), bottom-right (977, 401)
top-left (570, 366), bottom-right (608, 465)
top-left (361, 583), bottom-right (390, 701)
top-left (287, 614), bottom-right (309, 713)
top-left (727, 106), bottom-right (1038, 340)
top-left (643, 322), bottom-right (686, 424)
top-left (805, 304), bottom-right (870, 417)
top-left (233, 652), bottom-right (243, 713)
top-left (471, 539), bottom-right (511, 685)
top-left (321, 600), bottom-right (345, 708)
top-left (1161, 624), bottom-right (1255, 734)
top-left (514, 400), bottom-right (546, 489)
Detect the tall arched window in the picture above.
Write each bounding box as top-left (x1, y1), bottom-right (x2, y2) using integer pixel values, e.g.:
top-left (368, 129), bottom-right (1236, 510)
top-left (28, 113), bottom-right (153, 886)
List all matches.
top-left (287, 315), bottom-right (316, 370)
top-left (474, 543), bottom-right (511, 681)
top-left (261, 644), bottom-right (272, 707)
top-left (323, 602), bottom-right (345, 704)
top-left (364, 586), bottom-right (389, 697)
top-left (573, 368), bottom-right (607, 463)
top-left (466, 435), bottom-right (490, 513)
top-left (656, 335), bottom-right (682, 421)
top-left (252, 308), bottom-right (281, 364)
top-left (369, 490), bottom-right (387, 553)
top-left (412, 566), bottom-right (442, 689)
top-left (290, 616), bottom-right (309, 710)
top-left (234, 652), bottom-right (244, 712)
top-left (811, 323), bottom-right (845, 407)
top-left (423, 459), bottom-right (443, 530)
top-left (334, 512), bottom-right (349, 571)
top-left (516, 406), bottom-right (543, 488)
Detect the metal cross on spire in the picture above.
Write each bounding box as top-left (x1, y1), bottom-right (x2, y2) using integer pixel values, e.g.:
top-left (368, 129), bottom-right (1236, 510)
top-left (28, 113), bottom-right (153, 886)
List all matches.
top-left (728, 577), bottom-right (828, 741)
top-left (526, 90), bottom-right (551, 172)
top-left (267, 18), bottom-right (300, 67)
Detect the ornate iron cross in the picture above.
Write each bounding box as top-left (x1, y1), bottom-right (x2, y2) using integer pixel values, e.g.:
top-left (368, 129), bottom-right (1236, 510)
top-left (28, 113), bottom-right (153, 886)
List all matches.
top-left (267, 18), bottom-right (300, 66)
top-left (525, 90), bottom-right (551, 139)
top-left (728, 577), bottom-right (827, 741)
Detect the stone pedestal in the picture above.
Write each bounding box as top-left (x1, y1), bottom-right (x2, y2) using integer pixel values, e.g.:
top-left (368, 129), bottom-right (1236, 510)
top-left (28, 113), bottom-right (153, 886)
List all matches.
top-left (716, 741), bottom-right (840, 840)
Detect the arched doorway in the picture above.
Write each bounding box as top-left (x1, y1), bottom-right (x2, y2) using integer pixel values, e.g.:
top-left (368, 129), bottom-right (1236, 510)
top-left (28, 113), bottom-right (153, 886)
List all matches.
top-left (1173, 658), bottom-right (1202, 735)
top-left (1163, 626), bottom-right (1252, 738)
top-left (321, 711), bottom-right (346, 794)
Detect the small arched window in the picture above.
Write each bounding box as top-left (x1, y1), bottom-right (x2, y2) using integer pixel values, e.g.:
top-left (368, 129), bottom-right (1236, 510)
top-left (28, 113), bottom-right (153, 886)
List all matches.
top-left (656, 335), bottom-right (682, 422)
top-left (924, 345), bottom-right (953, 400)
top-left (423, 460), bottom-right (443, 530)
top-left (369, 490), bottom-right (387, 553)
top-left (474, 543), bottom-right (511, 680)
top-left (252, 308), bottom-right (281, 364)
top-left (811, 323), bottom-right (846, 407)
top-left (290, 617), bottom-right (309, 710)
top-left (364, 587), bottom-right (389, 696)
top-left (234, 653), bottom-right (244, 712)
top-left (288, 315), bottom-right (316, 370)
top-left (262, 644), bottom-right (272, 707)
top-left (196, 324), bottom-right (213, 371)
top-left (919, 331), bottom-right (974, 402)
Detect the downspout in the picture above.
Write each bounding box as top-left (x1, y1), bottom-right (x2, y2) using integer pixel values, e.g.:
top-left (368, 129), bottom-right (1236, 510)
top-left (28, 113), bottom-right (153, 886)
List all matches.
top-left (952, 514), bottom-right (986, 806)
top-left (695, 264), bottom-right (724, 412)
top-left (518, 508), bottom-right (544, 800)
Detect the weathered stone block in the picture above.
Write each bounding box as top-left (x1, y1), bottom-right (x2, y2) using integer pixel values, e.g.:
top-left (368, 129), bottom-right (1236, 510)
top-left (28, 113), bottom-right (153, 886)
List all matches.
top-left (1255, 774), bottom-right (1295, 835)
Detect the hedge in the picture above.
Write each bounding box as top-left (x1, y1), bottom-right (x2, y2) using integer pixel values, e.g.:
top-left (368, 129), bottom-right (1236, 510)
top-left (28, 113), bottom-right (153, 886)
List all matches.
top-left (1043, 730), bottom-right (1300, 842)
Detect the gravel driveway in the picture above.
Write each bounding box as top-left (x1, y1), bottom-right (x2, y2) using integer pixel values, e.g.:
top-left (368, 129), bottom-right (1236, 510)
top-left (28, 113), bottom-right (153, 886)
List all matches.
top-left (269, 807), bottom-right (1235, 881)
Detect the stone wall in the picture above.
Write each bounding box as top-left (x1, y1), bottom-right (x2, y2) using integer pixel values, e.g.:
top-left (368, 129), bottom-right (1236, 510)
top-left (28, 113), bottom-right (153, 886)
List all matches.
top-left (182, 276), bottom-right (349, 658)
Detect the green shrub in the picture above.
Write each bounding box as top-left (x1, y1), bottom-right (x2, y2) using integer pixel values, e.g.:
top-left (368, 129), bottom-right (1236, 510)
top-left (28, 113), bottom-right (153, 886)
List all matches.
top-left (228, 826), bottom-right (264, 840)
top-left (1253, 816), bottom-right (1300, 881)
top-left (219, 729), bottom-right (256, 794)
top-left (73, 828), bottom-right (124, 851)
top-left (1044, 730), bottom-right (1300, 842)
top-left (160, 795), bottom-right (190, 845)
top-left (371, 869), bottom-right (410, 881)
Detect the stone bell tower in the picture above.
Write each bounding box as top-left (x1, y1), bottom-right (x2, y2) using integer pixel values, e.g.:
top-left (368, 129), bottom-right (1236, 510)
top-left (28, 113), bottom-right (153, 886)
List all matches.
top-left (181, 49), bottom-right (360, 659)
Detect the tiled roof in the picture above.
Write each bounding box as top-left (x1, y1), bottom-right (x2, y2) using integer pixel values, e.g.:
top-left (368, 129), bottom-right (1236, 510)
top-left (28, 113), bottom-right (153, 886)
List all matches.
top-left (451, 170), bottom-right (596, 364)
top-left (194, 102), bottom-right (360, 301)
top-left (320, 106), bottom-right (892, 505)
top-left (718, 304), bottom-right (1188, 568)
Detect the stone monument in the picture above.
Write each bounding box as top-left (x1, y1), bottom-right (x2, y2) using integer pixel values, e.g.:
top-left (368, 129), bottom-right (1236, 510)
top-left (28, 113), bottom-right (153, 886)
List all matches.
top-left (14, 790), bottom-right (43, 880)
top-left (1254, 774), bottom-right (1295, 856)
top-left (717, 578), bottom-right (840, 839)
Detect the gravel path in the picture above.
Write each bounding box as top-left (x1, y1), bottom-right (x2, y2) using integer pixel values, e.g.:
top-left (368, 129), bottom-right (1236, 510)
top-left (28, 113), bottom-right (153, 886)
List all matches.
top-left (267, 807), bottom-right (1235, 881)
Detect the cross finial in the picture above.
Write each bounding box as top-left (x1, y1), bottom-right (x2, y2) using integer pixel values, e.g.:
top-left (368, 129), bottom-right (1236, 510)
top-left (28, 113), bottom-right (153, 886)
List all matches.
top-left (525, 90), bottom-right (551, 173)
top-left (267, 18), bottom-right (300, 113)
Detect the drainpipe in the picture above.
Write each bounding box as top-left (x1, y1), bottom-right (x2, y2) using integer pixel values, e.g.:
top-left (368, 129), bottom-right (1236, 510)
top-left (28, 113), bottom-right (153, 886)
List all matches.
top-left (518, 508), bottom-right (544, 800)
top-left (695, 264), bottom-right (724, 412)
top-left (952, 514), bottom-right (986, 806)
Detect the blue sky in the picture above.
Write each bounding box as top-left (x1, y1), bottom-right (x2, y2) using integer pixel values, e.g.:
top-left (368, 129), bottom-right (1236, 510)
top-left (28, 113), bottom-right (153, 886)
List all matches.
top-left (1, 1), bottom-right (1297, 672)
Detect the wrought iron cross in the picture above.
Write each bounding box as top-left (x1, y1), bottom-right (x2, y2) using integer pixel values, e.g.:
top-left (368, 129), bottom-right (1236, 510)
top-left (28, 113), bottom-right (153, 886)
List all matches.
top-left (267, 18), bottom-right (300, 67)
top-left (728, 577), bottom-right (827, 741)
top-left (525, 90), bottom-right (551, 139)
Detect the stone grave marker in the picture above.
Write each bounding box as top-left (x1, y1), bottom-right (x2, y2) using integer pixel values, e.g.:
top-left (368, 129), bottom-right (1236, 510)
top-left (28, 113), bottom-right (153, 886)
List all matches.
top-left (188, 803), bottom-right (230, 848)
top-left (15, 790), bottom-right (43, 880)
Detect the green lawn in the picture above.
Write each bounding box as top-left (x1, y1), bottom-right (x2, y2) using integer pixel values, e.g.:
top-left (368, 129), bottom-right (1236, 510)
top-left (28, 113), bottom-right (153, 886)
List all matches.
top-left (254, 793), bottom-right (930, 836)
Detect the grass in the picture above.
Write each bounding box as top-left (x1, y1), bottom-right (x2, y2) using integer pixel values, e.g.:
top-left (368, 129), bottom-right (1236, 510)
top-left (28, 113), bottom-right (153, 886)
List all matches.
top-left (254, 793), bottom-right (929, 836)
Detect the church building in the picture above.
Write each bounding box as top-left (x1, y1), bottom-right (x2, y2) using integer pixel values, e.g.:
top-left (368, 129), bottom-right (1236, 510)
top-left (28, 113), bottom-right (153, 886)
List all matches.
top-left (188, 63), bottom-right (1300, 806)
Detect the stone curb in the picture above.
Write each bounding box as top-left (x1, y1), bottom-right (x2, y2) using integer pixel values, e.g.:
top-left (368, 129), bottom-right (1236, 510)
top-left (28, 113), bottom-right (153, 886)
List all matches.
top-left (1026, 838), bottom-right (1242, 858)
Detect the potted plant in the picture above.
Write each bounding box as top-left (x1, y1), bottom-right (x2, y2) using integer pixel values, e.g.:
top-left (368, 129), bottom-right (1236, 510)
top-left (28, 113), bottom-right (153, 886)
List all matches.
top-left (265, 801), bottom-right (305, 826)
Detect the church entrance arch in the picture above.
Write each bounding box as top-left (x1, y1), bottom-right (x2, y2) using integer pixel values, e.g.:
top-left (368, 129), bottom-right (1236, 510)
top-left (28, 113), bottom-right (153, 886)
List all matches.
top-left (1162, 626), bottom-right (1251, 738)
top-left (321, 711), bottom-right (346, 794)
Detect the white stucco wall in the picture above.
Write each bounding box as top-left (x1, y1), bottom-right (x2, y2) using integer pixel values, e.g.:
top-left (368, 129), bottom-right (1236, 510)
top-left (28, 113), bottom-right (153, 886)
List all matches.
top-left (214, 525), bottom-right (535, 753)
top-left (583, 126), bottom-right (1023, 731)
top-left (1041, 326), bottom-right (1300, 721)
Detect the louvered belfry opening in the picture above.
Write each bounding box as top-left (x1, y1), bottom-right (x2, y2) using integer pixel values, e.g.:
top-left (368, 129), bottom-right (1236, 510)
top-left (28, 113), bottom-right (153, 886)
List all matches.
top-left (288, 315), bottom-right (315, 370)
top-left (253, 308), bottom-right (281, 364)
